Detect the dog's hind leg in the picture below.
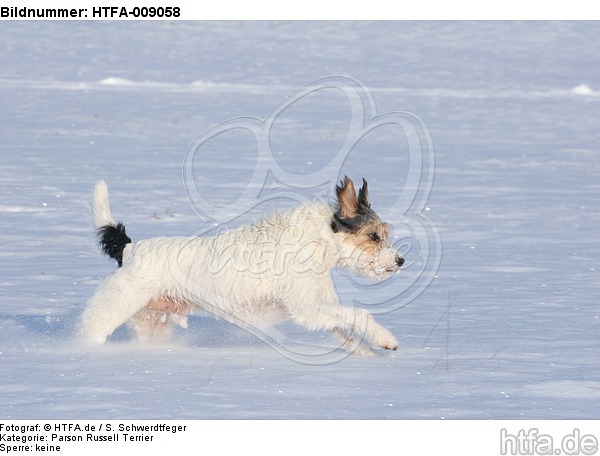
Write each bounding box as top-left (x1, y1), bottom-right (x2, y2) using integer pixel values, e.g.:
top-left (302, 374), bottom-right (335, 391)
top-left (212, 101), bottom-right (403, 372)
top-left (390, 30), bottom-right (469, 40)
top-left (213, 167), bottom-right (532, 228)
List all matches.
top-left (78, 271), bottom-right (156, 345)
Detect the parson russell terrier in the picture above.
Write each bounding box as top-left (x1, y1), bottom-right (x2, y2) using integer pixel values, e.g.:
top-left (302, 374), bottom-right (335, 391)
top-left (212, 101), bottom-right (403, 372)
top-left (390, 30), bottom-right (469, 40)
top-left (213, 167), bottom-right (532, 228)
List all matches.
top-left (78, 177), bottom-right (405, 355)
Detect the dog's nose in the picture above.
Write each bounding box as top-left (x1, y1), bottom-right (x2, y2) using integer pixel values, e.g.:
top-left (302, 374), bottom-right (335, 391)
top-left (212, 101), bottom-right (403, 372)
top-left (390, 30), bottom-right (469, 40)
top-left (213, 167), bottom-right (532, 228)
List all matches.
top-left (396, 256), bottom-right (405, 267)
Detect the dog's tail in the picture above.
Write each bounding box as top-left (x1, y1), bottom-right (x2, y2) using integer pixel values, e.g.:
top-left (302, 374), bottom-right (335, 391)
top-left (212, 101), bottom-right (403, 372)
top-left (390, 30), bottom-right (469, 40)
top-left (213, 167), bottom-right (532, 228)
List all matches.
top-left (92, 180), bottom-right (131, 267)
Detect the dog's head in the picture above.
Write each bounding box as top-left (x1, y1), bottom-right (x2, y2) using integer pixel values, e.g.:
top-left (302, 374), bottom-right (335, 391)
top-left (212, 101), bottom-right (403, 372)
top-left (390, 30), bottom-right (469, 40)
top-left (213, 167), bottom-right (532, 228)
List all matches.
top-left (331, 176), bottom-right (404, 280)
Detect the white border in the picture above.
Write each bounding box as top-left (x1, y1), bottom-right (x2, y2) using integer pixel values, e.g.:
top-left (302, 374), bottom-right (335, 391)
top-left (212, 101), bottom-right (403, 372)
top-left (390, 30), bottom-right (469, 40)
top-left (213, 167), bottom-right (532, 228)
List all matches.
top-left (4, 420), bottom-right (600, 456)
top-left (1, 0), bottom-right (598, 20)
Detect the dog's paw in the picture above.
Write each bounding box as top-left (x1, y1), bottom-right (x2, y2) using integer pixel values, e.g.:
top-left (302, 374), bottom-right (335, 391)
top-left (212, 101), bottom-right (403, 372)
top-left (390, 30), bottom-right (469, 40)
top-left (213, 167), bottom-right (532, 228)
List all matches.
top-left (373, 330), bottom-right (399, 351)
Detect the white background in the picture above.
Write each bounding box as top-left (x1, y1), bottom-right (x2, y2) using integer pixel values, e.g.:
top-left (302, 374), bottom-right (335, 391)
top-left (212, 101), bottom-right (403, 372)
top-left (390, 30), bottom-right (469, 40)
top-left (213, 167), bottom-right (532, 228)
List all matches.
top-left (0, 5), bottom-right (599, 451)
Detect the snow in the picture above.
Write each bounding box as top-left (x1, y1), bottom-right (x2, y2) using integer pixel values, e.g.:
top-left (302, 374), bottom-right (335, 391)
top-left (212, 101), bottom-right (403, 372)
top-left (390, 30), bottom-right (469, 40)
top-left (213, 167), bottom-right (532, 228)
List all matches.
top-left (571, 83), bottom-right (598, 96)
top-left (1, 21), bottom-right (599, 420)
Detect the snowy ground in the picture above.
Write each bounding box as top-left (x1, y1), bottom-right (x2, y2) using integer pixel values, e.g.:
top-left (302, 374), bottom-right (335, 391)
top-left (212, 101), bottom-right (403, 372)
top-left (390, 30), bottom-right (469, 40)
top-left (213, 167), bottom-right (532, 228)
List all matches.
top-left (0, 21), bottom-right (599, 419)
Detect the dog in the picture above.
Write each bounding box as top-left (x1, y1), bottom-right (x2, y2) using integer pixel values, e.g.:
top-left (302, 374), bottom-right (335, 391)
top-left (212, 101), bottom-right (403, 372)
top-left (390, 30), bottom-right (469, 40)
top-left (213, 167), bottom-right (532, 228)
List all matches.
top-left (78, 177), bottom-right (405, 356)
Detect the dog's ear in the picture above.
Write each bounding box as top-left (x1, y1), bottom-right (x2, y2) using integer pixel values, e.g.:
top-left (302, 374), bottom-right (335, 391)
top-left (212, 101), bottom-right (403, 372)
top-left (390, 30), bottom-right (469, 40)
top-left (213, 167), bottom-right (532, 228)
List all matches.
top-left (336, 175), bottom-right (358, 218)
top-left (358, 178), bottom-right (370, 209)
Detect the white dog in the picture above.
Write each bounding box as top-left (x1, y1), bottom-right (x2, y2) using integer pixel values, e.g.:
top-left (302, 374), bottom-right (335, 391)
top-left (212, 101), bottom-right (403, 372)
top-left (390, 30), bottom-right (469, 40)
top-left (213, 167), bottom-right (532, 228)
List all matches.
top-left (79, 177), bottom-right (404, 355)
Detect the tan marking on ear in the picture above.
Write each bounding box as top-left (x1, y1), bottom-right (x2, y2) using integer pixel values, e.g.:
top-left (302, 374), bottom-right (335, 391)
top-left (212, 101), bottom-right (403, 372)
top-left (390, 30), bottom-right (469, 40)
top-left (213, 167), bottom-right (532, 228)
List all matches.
top-left (338, 178), bottom-right (358, 218)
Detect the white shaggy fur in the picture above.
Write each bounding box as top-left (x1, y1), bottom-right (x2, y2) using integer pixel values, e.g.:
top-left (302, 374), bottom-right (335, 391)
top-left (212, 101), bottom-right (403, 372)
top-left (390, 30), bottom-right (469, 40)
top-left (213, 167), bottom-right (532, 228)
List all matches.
top-left (79, 179), bottom-right (402, 355)
top-left (91, 179), bottom-right (116, 229)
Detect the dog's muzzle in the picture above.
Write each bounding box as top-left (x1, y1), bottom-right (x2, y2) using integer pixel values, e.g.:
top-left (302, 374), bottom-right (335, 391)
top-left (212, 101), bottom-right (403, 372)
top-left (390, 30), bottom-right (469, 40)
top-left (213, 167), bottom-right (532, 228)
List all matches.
top-left (395, 256), bottom-right (405, 267)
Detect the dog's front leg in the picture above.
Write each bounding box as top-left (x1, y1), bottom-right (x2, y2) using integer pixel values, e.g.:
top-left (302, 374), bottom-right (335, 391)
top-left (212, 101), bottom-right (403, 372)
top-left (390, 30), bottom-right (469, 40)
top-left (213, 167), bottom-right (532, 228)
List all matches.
top-left (334, 306), bottom-right (399, 352)
top-left (286, 279), bottom-right (398, 353)
top-left (362, 313), bottom-right (399, 351)
top-left (331, 327), bottom-right (377, 356)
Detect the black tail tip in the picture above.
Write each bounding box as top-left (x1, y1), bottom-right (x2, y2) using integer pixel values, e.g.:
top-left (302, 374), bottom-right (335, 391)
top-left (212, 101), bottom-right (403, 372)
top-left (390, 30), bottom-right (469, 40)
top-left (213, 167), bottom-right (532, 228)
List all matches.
top-left (97, 223), bottom-right (131, 267)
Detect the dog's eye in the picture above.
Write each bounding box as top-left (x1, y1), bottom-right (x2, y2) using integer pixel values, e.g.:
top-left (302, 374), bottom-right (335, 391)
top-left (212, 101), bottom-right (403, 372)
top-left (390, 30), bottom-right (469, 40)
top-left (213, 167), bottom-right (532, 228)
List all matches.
top-left (368, 232), bottom-right (380, 243)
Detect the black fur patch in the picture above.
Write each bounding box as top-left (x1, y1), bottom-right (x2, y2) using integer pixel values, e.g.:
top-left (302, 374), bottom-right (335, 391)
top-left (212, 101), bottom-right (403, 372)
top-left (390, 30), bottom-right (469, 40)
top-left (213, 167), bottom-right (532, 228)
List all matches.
top-left (97, 223), bottom-right (131, 267)
top-left (331, 210), bottom-right (378, 234)
top-left (357, 178), bottom-right (370, 208)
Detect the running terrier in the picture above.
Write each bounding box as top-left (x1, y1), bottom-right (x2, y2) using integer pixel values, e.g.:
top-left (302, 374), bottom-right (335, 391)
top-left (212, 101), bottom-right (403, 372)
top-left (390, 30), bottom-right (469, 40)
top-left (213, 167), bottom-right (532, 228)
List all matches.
top-left (79, 177), bottom-right (405, 355)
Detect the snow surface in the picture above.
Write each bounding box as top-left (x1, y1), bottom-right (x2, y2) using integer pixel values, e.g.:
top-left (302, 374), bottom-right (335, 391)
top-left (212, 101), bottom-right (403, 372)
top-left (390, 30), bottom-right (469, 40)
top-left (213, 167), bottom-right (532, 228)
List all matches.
top-left (0, 21), bottom-right (599, 419)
